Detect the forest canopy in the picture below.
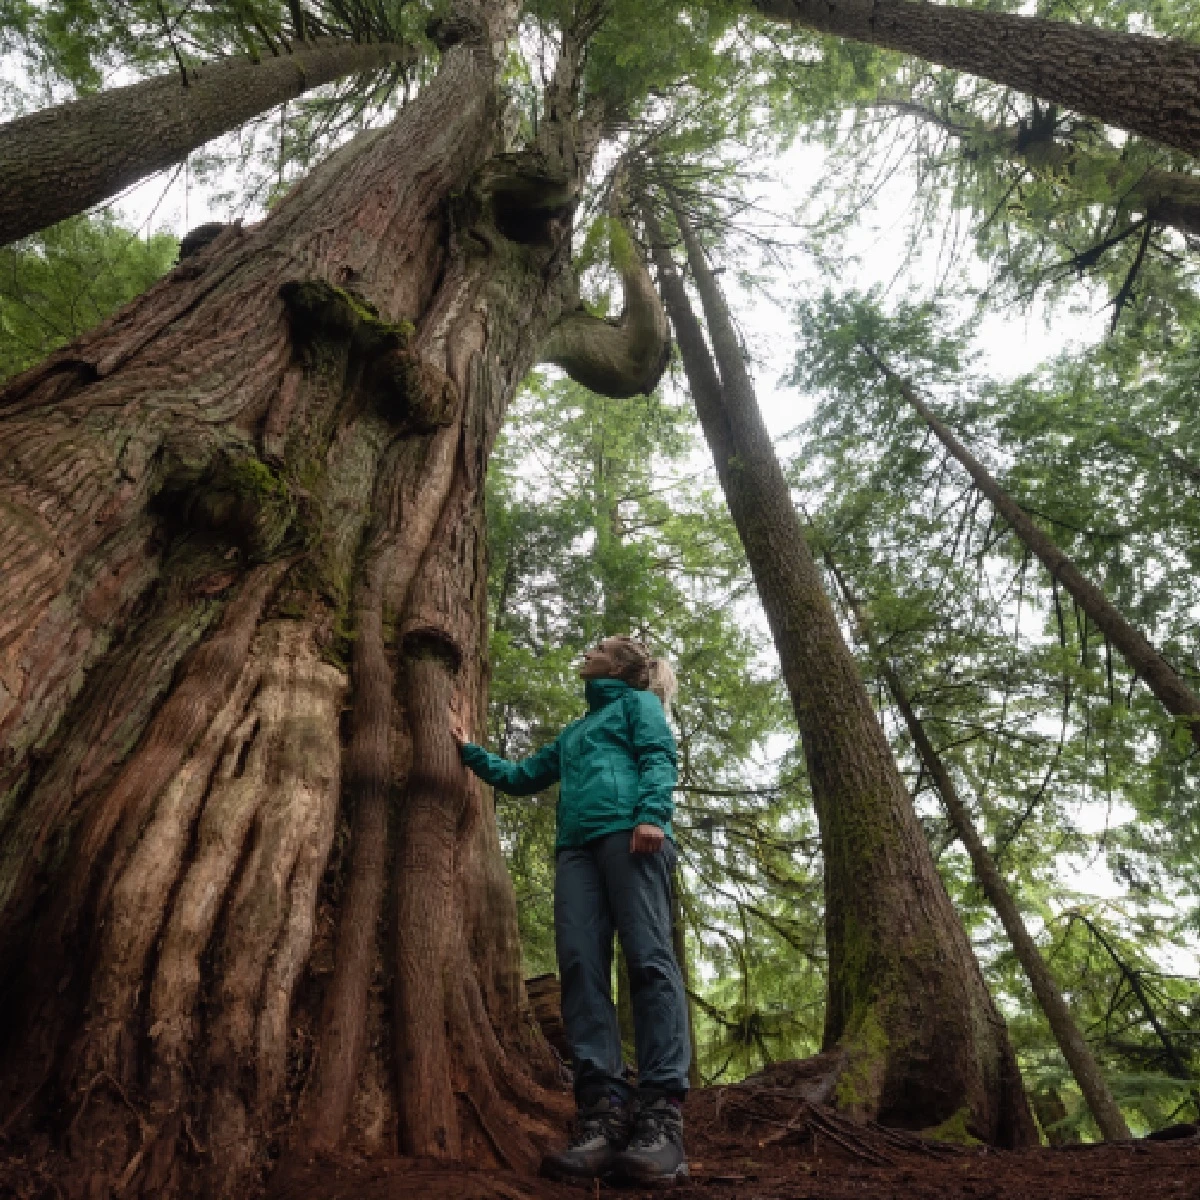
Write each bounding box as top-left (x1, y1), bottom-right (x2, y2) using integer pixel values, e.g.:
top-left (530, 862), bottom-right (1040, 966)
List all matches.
top-left (0, 0), bottom-right (1198, 1194)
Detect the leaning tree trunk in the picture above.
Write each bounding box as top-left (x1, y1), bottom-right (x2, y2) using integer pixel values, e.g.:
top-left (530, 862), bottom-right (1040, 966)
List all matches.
top-left (751, 0), bottom-right (1200, 159)
top-left (823, 552), bottom-right (1132, 1142)
top-left (867, 357), bottom-right (1200, 750)
top-left (0, 37), bottom-right (412, 246)
top-left (643, 194), bottom-right (1036, 1146)
top-left (0, 10), bottom-right (670, 1192)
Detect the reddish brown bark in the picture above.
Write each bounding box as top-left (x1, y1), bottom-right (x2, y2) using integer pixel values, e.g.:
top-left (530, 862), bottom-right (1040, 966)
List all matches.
top-left (295, 426), bottom-right (459, 1152)
top-left (753, 0), bottom-right (1200, 160)
top-left (0, 11), bottom-right (605, 1192)
top-left (645, 193), bottom-right (1035, 1146)
top-left (0, 38), bottom-right (413, 246)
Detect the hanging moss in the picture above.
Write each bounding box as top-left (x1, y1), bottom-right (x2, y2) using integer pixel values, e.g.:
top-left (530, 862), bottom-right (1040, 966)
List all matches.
top-left (204, 454), bottom-right (297, 560)
top-left (280, 279), bottom-right (458, 429)
top-left (158, 447), bottom-right (301, 562)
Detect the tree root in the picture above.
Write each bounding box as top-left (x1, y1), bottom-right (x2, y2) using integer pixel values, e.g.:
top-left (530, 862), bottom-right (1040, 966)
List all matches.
top-left (711, 1064), bottom-right (977, 1165)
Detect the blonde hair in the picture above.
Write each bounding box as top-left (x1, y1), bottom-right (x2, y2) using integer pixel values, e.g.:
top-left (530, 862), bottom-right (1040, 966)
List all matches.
top-left (604, 637), bottom-right (679, 716)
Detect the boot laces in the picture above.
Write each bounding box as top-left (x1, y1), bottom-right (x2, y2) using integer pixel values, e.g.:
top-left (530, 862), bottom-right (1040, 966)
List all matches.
top-left (569, 1108), bottom-right (621, 1149)
top-left (630, 1104), bottom-right (678, 1149)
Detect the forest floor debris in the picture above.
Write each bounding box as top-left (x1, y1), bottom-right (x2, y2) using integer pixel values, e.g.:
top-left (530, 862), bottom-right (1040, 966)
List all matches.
top-left (268, 1073), bottom-right (1200, 1200)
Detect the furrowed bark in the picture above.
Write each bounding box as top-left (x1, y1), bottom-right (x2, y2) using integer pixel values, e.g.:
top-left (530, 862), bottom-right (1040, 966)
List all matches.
top-left (824, 552), bottom-right (1132, 1143)
top-left (872, 360), bottom-right (1200, 749)
top-left (147, 619), bottom-right (347, 1195)
top-left (394, 640), bottom-right (467, 1158)
top-left (0, 7), bottom-right (585, 1189)
top-left (0, 38), bottom-right (414, 246)
top-left (295, 424), bottom-right (458, 1151)
top-left (752, 0), bottom-right (1200, 160)
top-left (646, 193), bottom-right (1035, 1146)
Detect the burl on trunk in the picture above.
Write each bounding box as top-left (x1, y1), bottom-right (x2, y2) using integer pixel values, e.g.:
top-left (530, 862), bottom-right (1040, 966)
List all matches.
top-left (0, 13), bottom-right (667, 1197)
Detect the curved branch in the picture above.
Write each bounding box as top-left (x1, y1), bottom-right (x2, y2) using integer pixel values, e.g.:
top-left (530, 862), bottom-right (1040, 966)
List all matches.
top-left (540, 221), bottom-right (670, 398)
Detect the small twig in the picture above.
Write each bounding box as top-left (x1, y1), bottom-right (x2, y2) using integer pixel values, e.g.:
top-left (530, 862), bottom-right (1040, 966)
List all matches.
top-left (1109, 216), bottom-right (1154, 334)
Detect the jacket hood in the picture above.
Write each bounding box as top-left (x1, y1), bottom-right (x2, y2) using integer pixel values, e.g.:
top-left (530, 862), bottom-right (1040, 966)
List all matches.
top-left (584, 677), bottom-right (632, 711)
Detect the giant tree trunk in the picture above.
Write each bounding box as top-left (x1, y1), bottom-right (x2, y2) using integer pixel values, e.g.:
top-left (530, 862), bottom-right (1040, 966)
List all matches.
top-left (0, 17), bottom-right (602, 1195)
top-left (867, 357), bottom-right (1200, 750)
top-left (0, 37), bottom-right (412, 246)
top-left (644, 195), bottom-right (1036, 1147)
top-left (751, 0), bottom-right (1200, 159)
top-left (823, 553), bottom-right (1132, 1142)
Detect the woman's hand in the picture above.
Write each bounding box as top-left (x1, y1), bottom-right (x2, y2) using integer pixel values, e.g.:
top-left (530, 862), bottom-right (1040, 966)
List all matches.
top-left (449, 707), bottom-right (467, 747)
top-left (629, 823), bottom-right (665, 854)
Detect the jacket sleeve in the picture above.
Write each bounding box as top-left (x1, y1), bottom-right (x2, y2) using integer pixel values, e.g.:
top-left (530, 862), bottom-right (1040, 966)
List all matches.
top-left (460, 737), bottom-right (561, 796)
top-left (626, 690), bottom-right (678, 831)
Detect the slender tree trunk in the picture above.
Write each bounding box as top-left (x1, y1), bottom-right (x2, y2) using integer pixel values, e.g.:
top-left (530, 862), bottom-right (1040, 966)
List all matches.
top-left (878, 100), bottom-right (1200, 238)
top-left (643, 195), bottom-right (1036, 1146)
top-left (0, 13), bottom-right (641, 1191)
top-left (823, 553), bottom-right (1132, 1142)
top-left (752, 0), bottom-right (1200, 159)
top-left (1070, 911), bottom-right (1199, 1105)
top-left (870, 358), bottom-right (1200, 749)
top-left (0, 37), bottom-right (412, 246)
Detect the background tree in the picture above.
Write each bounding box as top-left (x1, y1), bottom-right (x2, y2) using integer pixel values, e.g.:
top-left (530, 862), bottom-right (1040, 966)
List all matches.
top-left (642, 182), bottom-right (1035, 1143)
top-left (792, 289), bottom-right (1200, 1135)
top-left (821, 546), bottom-right (1131, 1140)
top-left (0, 0), bottom-right (436, 245)
top-left (1, 214), bottom-right (178, 379)
top-left (748, 0), bottom-right (1200, 157)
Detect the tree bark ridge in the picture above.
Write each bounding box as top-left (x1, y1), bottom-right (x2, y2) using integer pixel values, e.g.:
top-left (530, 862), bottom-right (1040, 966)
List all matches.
top-left (754, 0), bottom-right (1200, 159)
top-left (0, 38), bottom-right (415, 246)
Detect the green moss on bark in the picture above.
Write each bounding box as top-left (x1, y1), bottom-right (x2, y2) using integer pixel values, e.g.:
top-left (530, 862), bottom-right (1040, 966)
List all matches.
top-left (834, 1005), bottom-right (889, 1114)
top-left (280, 279), bottom-right (415, 356)
top-left (920, 1107), bottom-right (983, 1146)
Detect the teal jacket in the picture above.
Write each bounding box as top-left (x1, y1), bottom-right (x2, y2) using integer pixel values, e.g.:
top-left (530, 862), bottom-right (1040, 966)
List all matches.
top-left (460, 677), bottom-right (677, 850)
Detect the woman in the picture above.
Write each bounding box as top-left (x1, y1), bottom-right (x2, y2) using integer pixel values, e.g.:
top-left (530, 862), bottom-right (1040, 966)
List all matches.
top-left (451, 636), bottom-right (690, 1185)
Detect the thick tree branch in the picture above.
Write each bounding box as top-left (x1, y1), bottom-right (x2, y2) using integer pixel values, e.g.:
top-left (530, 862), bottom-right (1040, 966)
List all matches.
top-left (540, 220), bottom-right (670, 397)
top-left (752, 0), bottom-right (1200, 159)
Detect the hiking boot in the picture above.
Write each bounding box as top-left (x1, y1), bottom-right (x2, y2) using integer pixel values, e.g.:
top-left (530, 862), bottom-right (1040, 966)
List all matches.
top-left (612, 1093), bottom-right (689, 1186)
top-left (540, 1093), bottom-right (631, 1181)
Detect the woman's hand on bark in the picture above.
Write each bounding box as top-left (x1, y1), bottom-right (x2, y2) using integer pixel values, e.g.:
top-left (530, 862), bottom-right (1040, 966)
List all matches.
top-left (630, 823), bottom-right (664, 854)
top-left (449, 708), bottom-right (466, 747)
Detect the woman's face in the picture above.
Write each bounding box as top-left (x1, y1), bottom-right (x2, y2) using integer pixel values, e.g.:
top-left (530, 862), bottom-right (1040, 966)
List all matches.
top-left (579, 639), bottom-right (619, 680)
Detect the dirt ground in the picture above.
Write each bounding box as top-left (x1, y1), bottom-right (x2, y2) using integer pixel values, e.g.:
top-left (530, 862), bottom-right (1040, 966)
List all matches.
top-left (270, 1074), bottom-right (1200, 1200)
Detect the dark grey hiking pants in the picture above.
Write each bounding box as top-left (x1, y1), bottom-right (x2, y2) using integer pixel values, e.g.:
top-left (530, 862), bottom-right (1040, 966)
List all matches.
top-left (554, 830), bottom-right (691, 1104)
